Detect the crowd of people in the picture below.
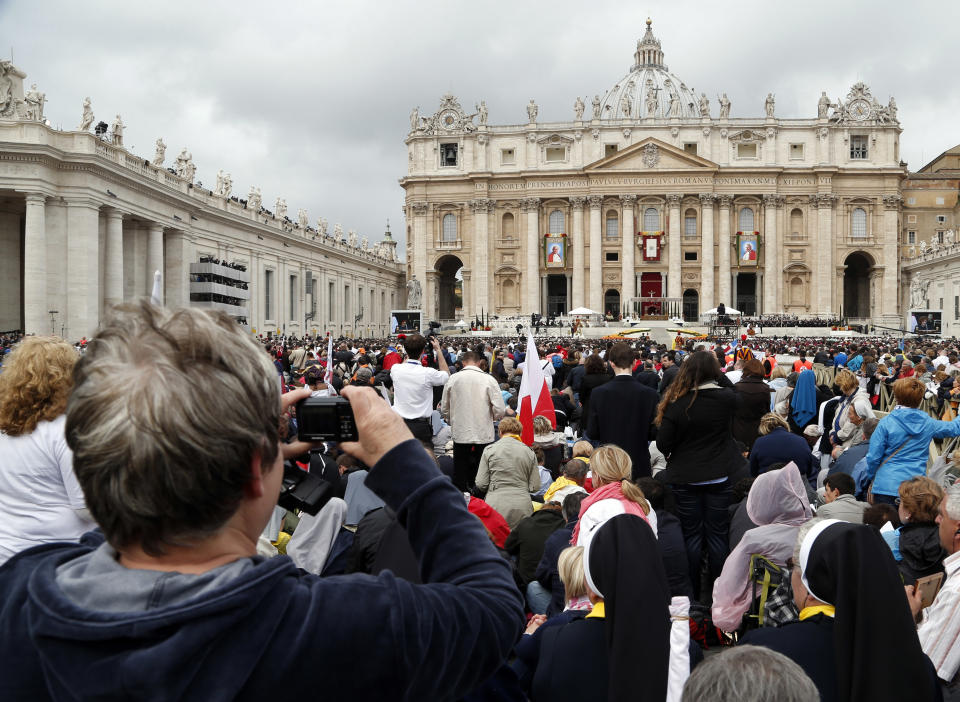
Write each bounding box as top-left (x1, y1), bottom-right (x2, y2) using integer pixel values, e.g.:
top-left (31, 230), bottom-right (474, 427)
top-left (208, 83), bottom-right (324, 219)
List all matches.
top-left (4, 308), bottom-right (960, 700)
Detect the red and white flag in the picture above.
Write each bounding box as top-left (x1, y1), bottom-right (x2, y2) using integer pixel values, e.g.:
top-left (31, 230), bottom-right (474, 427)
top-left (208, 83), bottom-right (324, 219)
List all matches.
top-left (518, 332), bottom-right (556, 445)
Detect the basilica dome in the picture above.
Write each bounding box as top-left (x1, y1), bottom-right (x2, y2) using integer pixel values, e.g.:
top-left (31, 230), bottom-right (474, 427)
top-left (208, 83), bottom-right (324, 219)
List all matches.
top-left (595, 19), bottom-right (703, 120)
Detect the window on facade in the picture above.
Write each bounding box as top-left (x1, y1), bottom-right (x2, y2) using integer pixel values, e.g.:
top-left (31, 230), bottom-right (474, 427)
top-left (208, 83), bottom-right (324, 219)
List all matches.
top-left (684, 251), bottom-right (698, 261)
top-left (907, 198), bottom-right (916, 206)
top-left (937, 215), bottom-right (947, 224)
top-left (605, 144), bottom-right (619, 158)
top-left (548, 209), bottom-right (565, 234)
top-left (684, 209), bottom-right (697, 238)
top-left (683, 142), bottom-right (698, 155)
top-left (500, 148), bottom-right (515, 165)
top-left (790, 143), bottom-right (804, 159)
top-left (937, 198), bottom-right (945, 206)
top-left (502, 212), bottom-right (515, 239)
top-left (850, 135), bottom-right (868, 160)
top-left (441, 143), bottom-right (458, 167)
top-left (937, 231), bottom-right (945, 244)
top-left (545, 147), bottom-right (566, 162)
top-left (908, 231), bottom-right (916, 244)
top-left (442, 213), bottom-right (457, 242)
top-left (851, 208), bottom-right (867, 238)
top-left (605, 251), bottom-right (619, 262)
top-left (264, 269), bottom-right (273, 319)
top-left (605, 211), bottom-right (619, 238)
top-left (643, 207), bottom-right (659, 231)
top-left (737, 143), bottom-right (757, 159)
top-left (738, 207), bottom-right (755, 232)
top-left (790, 208), bottom-right (803, 239)
top-left (289, 275), bottom-right (297, 318)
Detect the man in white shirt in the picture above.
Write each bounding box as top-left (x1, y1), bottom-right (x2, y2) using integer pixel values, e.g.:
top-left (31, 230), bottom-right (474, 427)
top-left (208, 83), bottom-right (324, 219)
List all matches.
top-left (911, 484), bottom-right (960, 692)
top-left (390, 334), bottom-right (449, 449)
top-left (441, 351), bottom-right (506, 491)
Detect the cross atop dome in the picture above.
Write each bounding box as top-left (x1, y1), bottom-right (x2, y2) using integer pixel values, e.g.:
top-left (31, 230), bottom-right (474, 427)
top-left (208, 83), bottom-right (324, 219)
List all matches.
top-left (632, 18), bottom-right (666, 71)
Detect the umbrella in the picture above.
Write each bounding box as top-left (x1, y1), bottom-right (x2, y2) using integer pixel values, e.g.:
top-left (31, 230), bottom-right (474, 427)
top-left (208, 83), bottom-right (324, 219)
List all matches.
top-left (706, 306), bottom-right (741, 315)
top-left (455, 320), bottom-right (468, 327)
top-left (569, 307), bottom-right (596, 315)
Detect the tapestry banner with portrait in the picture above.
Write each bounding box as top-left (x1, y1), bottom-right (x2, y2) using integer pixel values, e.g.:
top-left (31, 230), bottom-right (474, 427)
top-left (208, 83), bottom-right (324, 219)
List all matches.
top-left (640, 231), bottom-right (663, 261)
top-left (737, 232), bottom-right (759, 267)
top-left (544, 235), bottom-right (566, 268)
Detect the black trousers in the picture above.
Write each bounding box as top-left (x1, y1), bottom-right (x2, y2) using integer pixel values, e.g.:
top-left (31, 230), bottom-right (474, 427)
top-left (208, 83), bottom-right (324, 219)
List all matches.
top-left (453, 442), bottom-right (489, 492)
top-left (403, 417), bottom-right (434, 452)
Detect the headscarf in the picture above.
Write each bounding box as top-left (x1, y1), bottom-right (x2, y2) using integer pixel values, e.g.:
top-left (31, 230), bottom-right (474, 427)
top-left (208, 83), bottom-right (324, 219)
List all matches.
top-left (790, 369), bottom-right (817, 429)
top-left (286, 497), bottom-right (347, 574)
top-left (746, 462), bottom-right (811, 527)
top-left (798, 520), bottom-right (939, 702)
top-left (584, 514), bottom-right (671, 702)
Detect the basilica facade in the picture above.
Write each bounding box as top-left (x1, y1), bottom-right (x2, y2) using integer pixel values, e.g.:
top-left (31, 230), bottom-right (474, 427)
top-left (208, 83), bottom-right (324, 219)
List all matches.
top-left (401, 20), bottom-right (905, 326)
top-left (0, 62), bottom-right (404, 341)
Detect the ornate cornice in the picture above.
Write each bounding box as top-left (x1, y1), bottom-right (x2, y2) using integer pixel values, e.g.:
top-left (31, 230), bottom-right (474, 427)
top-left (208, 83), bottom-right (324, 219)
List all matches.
top-left (716, 194), bottom-right (733, 208)
top-left (619, 194), bottom-right (638, 206)
top-left (569, 196), bottom-right (587, 210)
top-left (666, 192), bottom-right (683, 206)
top-left (762, 194), bottom-right (785, 207)
top-left (587, 194), bottom-right (604, 209)
top-left (883, 194), bottom-right (903, 210)
top-left (520, 197), bottom-right (541, 213)
top-left (698, 193), bottom-right (716, 205)
top-left (410, 201), bottom-right (429, 216)
top-left (469, 198), bottom-right (494, 214)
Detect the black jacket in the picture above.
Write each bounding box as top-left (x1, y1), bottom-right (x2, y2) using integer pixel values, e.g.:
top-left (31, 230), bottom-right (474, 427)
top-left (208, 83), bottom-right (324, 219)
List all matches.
top-left (659, 364), bottom-right (680, 394)
top-left (586, 375), bottom-right (659, 479)
top-left (535, 522), bottom-right (576, 617)
top-left (898, 522), bottom-right (947, 584)
top-left (656, 510), bottom-right (693, 599)
top-left (504, 508), bottom-right (566, 587)
top-left (656, 386), bottom-right (743, 484)
top-left (732, 376), bottom-right (774, 449)
top-left (633, 369), bottom-right (661, 391)
top-left (579, 372), bottom-right (612, 425)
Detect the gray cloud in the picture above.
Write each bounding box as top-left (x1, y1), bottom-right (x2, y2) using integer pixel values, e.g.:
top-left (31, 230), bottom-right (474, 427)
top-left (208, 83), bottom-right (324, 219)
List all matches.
top-left (3, 0), bottom-right (957, 258)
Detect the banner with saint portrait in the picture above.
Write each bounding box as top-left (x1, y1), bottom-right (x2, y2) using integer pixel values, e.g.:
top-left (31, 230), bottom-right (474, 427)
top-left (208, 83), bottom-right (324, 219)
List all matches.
top-left (640, 232), bottom-right (663, 261)
top-left (544, 235), bottom-right (566, 268)
top-left (737, 232), bottom-right (759, 267)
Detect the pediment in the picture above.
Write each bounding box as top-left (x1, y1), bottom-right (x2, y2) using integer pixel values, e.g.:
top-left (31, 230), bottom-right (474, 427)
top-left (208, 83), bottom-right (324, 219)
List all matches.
top-left (585, 137), bottom-right (718, 172)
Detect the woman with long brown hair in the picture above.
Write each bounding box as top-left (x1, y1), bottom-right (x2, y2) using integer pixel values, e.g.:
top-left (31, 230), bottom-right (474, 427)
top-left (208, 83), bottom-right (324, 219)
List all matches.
top-left (655, 350), bottom-right (741, 600)
top-left (0, 337), bottom-right (95, 564)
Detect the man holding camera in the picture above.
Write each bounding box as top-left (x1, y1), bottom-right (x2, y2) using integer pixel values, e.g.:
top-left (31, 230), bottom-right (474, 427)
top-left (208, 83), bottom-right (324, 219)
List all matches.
top-left (390, 333), bottom-right (449, 449)
top-left (0, 303), bottom-right (522, 700)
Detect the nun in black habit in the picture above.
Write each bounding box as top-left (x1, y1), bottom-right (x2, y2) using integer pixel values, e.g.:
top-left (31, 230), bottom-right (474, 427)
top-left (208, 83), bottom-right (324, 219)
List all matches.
top-left (743, 518), bottom-right (942, 702)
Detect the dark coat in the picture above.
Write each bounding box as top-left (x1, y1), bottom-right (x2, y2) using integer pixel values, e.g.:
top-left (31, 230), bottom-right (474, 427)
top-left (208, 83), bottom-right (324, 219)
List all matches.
top-left (656, 386), bottom-right (743, 484)
top-left (742, 616), bottom-right (840, 702)
top-left (504, 508), bottom-right (566, 587)
top-left (586, 375), bottom-right (659, 479)
top-left (659, 364), bottom-right (680, 394)
top-left (579, 371), bottom-right (612, 422)
top-left (898, 522), bottom-right (947, 584)
top-left (732, 376), bottom-right (774, 449)
top-left (828, 440), bottom-right (869, 477)
top-left (633, 369), bottom-right (661, 391)
top-left (535, 522), bottom-right (576, 617)
top-left (749, 427), bottom-right (819, 484)
top-left (655, 510), bottom-right (693, 599)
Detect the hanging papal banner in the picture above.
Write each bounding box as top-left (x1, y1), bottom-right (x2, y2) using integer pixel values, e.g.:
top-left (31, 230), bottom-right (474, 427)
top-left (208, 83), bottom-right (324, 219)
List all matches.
top-left (544, 234), bottom-right (566, 268)
top-left (737, 231), bottom-right (759, 267)
top-left (639, 231), bottom-right (663, 261)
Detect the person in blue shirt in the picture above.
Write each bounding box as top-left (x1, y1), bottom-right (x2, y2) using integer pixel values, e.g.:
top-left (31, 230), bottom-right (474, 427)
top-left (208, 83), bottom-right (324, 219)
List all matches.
top-left (864, 376), bottom-right (960, 504)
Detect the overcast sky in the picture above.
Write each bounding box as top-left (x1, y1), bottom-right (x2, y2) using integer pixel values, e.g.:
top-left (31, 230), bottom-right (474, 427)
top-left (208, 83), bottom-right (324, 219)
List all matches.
top-left (3, 0), bottom-right (958, 257)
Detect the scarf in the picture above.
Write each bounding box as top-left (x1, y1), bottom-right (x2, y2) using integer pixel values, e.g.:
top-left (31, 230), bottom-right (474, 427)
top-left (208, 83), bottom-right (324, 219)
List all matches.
top-left (570, 481), bottom-right (649, 545)
top-left (791, 369), bottom-right (817, 428)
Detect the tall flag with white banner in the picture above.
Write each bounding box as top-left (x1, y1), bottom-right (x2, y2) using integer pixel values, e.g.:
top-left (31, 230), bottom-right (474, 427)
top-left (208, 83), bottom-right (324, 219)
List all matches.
top-left (150, 270), bottom-right (163, 306)
top-left (324, 335), bottom-right (334, 386)
top-left (517, 332), bottom-right (556, 445)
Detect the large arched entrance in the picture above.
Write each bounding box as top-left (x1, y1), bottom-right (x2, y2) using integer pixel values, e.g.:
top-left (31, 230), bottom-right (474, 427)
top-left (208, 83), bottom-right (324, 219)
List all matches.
top-left (682, 289), bottom-right (699, 322)
top-left (604, 289), bottom-right (620, 319)
top-left (843, 252), bottom-right (872, 320)
top-left (434, 254), bottom-right (463, 321)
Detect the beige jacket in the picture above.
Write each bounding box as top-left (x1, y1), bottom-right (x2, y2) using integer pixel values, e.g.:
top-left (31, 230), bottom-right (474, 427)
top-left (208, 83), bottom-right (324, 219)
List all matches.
top-left (440, 366), bottom-right (506, 444)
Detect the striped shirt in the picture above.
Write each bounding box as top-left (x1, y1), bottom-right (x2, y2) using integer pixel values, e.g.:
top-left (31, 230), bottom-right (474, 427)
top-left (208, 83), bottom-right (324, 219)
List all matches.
top-left (918, 550), bottom-right (960, 684)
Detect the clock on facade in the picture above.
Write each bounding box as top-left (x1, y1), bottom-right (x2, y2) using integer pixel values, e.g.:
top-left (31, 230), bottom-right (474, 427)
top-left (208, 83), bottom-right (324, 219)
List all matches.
top-left (439, 110), bottom-right (459, 129)
top-left (849, 99), bottom-right (871, 121)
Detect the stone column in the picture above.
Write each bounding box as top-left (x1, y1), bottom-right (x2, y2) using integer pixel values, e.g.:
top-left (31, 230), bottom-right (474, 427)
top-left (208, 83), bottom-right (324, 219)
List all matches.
top-left (522, 197), bottom-right (541, 312)
top-left (666, 193), bottom-right (683, 298)
top-left (164, 229), bottom-right (192, 309)
top-left (104, 208), bottom-right (124, 310)
top-left (881, 195), bottom-right (903, 322)
top-left (814, 194), bottom-right (835, 314)
top-left (762, 194), bottom-right (780, 313)
top-left (470, 198), bottom-right (492, 317)
top-left (570, 197), bottom-right (586, 310)
top-left (717, 195), bottom-right (732, 307)
top-left (588, 195), bottom-right (603, 313)
top-left (147, 222), bottom-right (164, 301)
top-left (699, 194), bottom-right (715, 313)
top-left (410, 202), bottom-right (428, 316)
top-left (23, 193), bottom-right (47, 335)
top-left (620, 194), bottom-right (637, 307)
top-left (66, 198), bottom-right (102, 341)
